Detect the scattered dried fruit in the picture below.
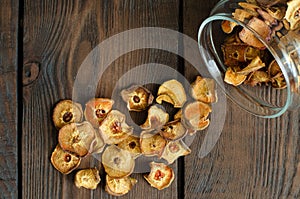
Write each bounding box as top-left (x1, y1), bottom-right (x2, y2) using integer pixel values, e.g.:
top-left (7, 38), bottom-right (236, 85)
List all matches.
top-left (160, 120), bottom-right (187, 141)
top-left (141, 105), bottom-right (169, 130)
top-left (105, 175), bottom-right (137, 196)
top-left (190, 76), bottom-right (217, 103)
top-left (161, 140), bottom-right (191, 164)
top-left (224, 67), bottom-right (247, 86)
top-left (58, 122), bottom-right (96, 157)
top-left (52, 100), bottom-right (83, 129)
top-left (50, 144), bottom-right (81, 174)
top-left (156, 79), bottom-right (187, 108)
top-left (121, 85), bottom-right (154, 111)
top-left (140, 131), bottom-right (167, 157)
top-left (117, 135), bottom-right (142, 159)
top-left (99, 110), bottom-right (133, 145)
top-left (144, 162), bottom-right (175, 190)
top-left (102, 145), bottom-right (135, 178)
top-left (74, 168), bottom-right (101, 190)
top-left (84, 98), bottom-right (114, 128)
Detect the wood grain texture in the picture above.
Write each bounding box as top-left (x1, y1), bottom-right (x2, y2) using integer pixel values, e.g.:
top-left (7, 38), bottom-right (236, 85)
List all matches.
top-left (182, 1), bottom-right (300, 199)
top-left (0, 0), bottom-right (19, 198)
top-left (23, 0), bottom-right (179, 198)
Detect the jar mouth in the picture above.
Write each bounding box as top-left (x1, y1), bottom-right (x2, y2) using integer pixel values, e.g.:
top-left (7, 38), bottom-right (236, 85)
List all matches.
top-left (198, 14), bottom-right (292, 118)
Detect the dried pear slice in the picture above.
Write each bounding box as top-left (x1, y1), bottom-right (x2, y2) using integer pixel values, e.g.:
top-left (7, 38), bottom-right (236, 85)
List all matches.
top-left (245, 71), bottom-right (270, 86)
top-left (74, 168), bottom-right (101, 190)
top-left (58, 121), bottom-right (96, 157)
top-left (140, 131), bottom-right (167, 157)
top-left (183, 101), bottom-right (212, 131)
top-left (221, 20), bottom-right (238, 34)
top-left (99, 110), bottom-right (133, 145)
top-left (141, 105), bottom-right (169, 130)
top-left (224, 67), bottom-right (247, 86)
top-left (105, 175), bottom-right (137, 196)
top-left (156, 79), bottom-right (187, 108)
top-left (190, 76), bottom-right (218, 103)
top-left (285, 0), bottom-right (300, 30)
top-left (161, 140), bottom-right (191, 164)
top-left (144, 162), bottom-right (175, 190)
top-left (90, 131), bottom-right (105, 154)
top-left (237, 56), bottom-right (266, 75)
top-left (117, 135), bottom-right (142, 159)
top-left (52, 100), bottom-right (83, 129)
top-left (160, 120), bottom-right (187, 141)
top-left (84, 98), bottom-right (114, 128)
top-left (102, 145), bottom-right (135, 178)
top-left (121, 85), bottom-right (154, 111)
top-left (50, 144), bottom-right (81, 175)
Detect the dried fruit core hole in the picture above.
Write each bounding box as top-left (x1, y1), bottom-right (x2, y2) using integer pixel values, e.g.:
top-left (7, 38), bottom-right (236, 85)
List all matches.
top-left (133, 95), bottom-right (140, 103)
top-left (112, 121), bottom-right (122, 133)
top-left (63, 112), bottom-right (73, 123)
top-left (113, 157), bottom-right (121, 165)
top-left (154, 170), bottom-right (165, 181)
top-left (129, 141), bottom-right (136, 149)
top-left (65, 154), bottom-right (71, 162)
top-left (95, 109), bottom-right (106, 118)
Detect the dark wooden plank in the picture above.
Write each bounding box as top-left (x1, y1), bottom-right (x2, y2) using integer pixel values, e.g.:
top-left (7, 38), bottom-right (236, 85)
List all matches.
top-left (182, 1), bottom-right (300, 199)
top-left (0, 0), bottom-right (19, 198)
top-left (23, 0), bottom-right (180, 198)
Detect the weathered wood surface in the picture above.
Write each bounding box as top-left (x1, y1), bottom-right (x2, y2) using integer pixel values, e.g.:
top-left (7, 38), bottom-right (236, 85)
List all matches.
top-left (0, 0), bottom-right (19, 198)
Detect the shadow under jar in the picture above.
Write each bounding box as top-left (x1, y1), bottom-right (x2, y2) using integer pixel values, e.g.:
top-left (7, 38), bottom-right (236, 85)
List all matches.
top-left (198, 0), bottom-right (300, 118)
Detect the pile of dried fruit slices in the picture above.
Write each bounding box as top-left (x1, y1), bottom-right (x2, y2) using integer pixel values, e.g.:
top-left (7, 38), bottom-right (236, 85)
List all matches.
top-left (50, 76), bottom-right (217, 196)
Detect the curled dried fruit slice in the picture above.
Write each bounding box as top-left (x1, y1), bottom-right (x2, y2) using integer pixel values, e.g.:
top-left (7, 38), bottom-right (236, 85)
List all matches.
top-left (237, 56), bottom-right (266, 75)
top-left (52, 100), bottom-right (83, 129)
top-left (156, 79), bottom-right (187, 108)
top-left (144, 162), bottom-right (175, 190)
top-left (105, 175), bottom-right (137, 196)
top-left (140, 131), bottom-right (167, 157)
top-left (102, 145), bottom-right (135, 178)
top-left (99, 110), bottom-right (133, 145)
top-left (245, 71), bottom-right (270, 86)
top-left (117, 135), bottom-right (142, 159)
top-left (183, 101), bottom-right (212, 131)
top-left (160, 120), bottom-right (187, 141)
top-left (221, 20), bottom-right (238, 34)
top-left (224, 67), bottom-right (247, 86)
top-left (141, 105), bottom-right (169, 130)
top-left (161, 140), bottom-right (191, 164)
top-left (74, 168), bottom-right (101, 190)
top-left (121, 85), bottom-right (154, 111)
top-left (84, 98), bottom-right (114, 128)
top-left (50, 145), bottom-right (81, 174)
top-left (58, 122), bottom-right (96, 157)
top-left (285, 0), bottom-right (300, 30)
top-left (190, 76), bottom-right (217, 103)
top-left (268, 59), bottom-right (281, 76)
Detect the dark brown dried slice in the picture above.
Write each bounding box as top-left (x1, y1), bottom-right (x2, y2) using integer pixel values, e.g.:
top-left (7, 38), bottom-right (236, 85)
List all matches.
top-left (117, 135), bottom-right (142, 159)
top-left (160, 120), bottom-right (187, 141)
top-left (140, 131), bottom-right (167, 157)
top-left (99, 110), bottom-right (133, 145)
top-left (50, 144), bottom-right (81, 174)
top-left (190, 76), bottom-right (218, 103)
top-left (52, 100), bottom-right (83, 129)
top-left (121, 85), bottom-right (154, 111)
top-left (161, 140), bottom-right (191, 164)
top-left (144, 162), bottom-right (175, 190)
top-left (102, 145), bottom-right (135, 178)
top-left (84, 98), bottom-right (114, 128)
top-left (58, 122), bottom-right (96, 157)
top-left (221, 43), bottom-right (250, 67)
top-left (74, 168), bottom-right (101, 190)
top-left (105, 175), bottom-right (137, 196)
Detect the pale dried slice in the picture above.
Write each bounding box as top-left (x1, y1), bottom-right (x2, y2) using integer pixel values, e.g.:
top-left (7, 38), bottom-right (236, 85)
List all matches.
top-left (50, 144), bottom-right (81, 175)
top-left (102, 145), bottom-right (135, 178)
top-left (141, 105), bottom-right (169, 130)
top-left (190, 76), bottom-right (218, 103)
top-left (52, 100), bottom-right (83, 129)
top-left (238, 2), bottom-right (260, 13)
top-left (74, 168), bottom-right (101, 190)
top-left (285, 0), bottom-right (300, 30)
top-left (160, 120), bottom-right (187, 141)
top-left (183, 101), bottom-right (212, 131)
top-left (105, 175), bottom-right (137, 196)
top-left (84, 98), bottom-right (114, 128)
top-left (121, 85), bottom-right (154, 111)
top-left (224, 67), bottom-right (247, 86)
top-left (140, 131), bottom-right (167, 157)
top-left (99, 110), bottom-right (133, 145)
top-left (156, 79), bottom-right (187, 108)
top-left (161, 140), bottom-right (191, 164)
top-left (117, 135), bottom-right (142, 159)
top-left (237, 56), bottom-right (266, 75)
top-left (58, 121), bottom-right (96, 157)
top-left (144, 162), bottom-right (175, 190)
top-left (90, 131), bottom-right (105, 154)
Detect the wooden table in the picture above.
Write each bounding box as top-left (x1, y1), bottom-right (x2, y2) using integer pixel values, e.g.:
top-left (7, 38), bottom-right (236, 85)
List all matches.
top-left (1, 0), bottom-right (300, 198)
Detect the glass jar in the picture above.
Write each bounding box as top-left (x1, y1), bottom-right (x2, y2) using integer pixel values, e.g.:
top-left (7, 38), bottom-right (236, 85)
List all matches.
top-left (198, 0), bottom-right (300, 118)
